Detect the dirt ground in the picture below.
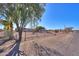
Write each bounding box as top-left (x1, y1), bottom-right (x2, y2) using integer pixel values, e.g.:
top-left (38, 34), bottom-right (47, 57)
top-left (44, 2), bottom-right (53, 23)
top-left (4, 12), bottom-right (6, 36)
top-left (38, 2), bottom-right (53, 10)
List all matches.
top-left (0, 31), bottom-right (79, 56)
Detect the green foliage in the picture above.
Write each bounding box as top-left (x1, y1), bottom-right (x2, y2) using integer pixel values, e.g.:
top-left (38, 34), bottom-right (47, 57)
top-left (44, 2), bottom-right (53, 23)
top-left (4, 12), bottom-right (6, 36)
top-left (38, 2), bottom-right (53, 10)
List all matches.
top-left (0, 20), bottom-right (8, 26)
top-left (0, 4), bottom-right (45, 30)
top-left (35, 26), bottom-right (45, 31)
top-left (0, 4), bottom-right (45, 40)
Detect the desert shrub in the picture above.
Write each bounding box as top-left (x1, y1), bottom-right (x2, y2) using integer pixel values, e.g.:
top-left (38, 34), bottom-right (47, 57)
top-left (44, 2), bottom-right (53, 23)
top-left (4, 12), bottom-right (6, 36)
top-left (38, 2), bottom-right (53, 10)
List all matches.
top-left (54, 30), bottom-right (59, 33)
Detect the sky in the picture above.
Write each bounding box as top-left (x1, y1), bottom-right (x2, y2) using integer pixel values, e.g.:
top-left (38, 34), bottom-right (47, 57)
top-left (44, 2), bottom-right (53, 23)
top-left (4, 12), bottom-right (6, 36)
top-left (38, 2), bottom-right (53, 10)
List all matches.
top-left (0, 3), bottom-right (79, 30)
top-left (39, 3), bottom-right (79, 30)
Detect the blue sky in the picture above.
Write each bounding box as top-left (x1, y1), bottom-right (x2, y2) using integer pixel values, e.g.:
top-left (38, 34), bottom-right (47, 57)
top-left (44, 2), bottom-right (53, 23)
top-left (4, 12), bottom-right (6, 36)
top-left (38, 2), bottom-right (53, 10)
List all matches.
top-left (39, 3), bottom-right (79, 30)
top-left (0, 3), bottom-right (79, 30)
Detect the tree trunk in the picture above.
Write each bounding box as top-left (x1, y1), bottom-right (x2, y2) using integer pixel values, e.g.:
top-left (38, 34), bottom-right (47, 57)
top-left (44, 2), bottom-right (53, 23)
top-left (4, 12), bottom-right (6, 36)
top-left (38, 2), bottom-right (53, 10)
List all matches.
top-left (18, 30), bottom-right (22, 41)
top-left (24, 32), bottom-right (26, 41)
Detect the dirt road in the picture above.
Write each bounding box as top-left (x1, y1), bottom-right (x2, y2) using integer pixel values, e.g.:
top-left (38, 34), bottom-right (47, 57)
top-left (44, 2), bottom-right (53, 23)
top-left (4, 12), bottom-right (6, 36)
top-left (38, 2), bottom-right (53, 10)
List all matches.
top-left (62, 31), bottom-right (79, 56)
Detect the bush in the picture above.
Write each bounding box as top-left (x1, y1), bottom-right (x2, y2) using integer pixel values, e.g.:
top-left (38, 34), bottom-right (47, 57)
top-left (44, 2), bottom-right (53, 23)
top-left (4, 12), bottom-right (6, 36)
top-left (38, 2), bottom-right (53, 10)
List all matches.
top-left (32, 26), bottom-right (46, 34)
top-left (54, 30), bottom-right (59, 33)
top-left (35, 26), bottom-right (45, 31)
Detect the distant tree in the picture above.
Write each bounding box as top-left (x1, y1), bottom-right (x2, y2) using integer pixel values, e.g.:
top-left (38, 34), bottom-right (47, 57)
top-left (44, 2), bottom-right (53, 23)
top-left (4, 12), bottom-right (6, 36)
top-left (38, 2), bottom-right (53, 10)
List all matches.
top-left (36, 26), bottom-right (45, 30)
top-left (32, 26), bottom-right (45, 34)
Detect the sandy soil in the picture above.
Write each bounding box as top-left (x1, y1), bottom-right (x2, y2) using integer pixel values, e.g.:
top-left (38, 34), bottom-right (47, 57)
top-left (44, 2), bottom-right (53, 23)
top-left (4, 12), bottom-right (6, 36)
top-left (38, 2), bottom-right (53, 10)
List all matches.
top-left (0, 31), bottom-right (79, 56)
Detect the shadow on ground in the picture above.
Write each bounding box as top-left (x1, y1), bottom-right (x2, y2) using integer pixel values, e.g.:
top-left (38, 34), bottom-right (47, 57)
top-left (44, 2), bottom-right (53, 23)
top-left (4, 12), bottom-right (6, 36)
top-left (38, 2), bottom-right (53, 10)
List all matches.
top-left (5, 40), bottom-right (64, 56)
top-left (6, 40), bottom-right (27, 56)
top-left (0, 38), bottom-right (10, 46)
